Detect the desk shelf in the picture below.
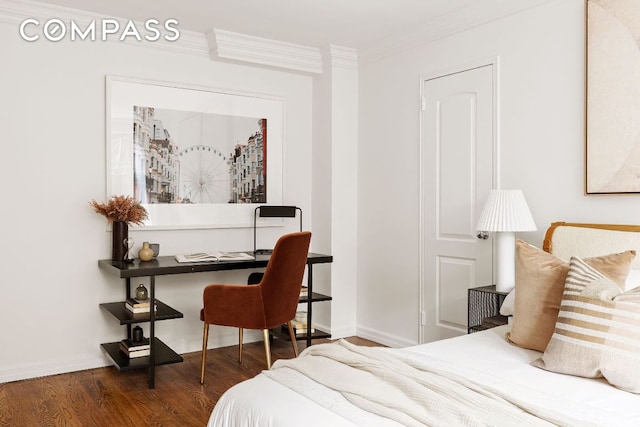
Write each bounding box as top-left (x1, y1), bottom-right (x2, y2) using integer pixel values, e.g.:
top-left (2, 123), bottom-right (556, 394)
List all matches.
top-left (296, 291), bottom-right (331, 342)
top-left (100, 300), bottom-right (183, 325)
top-left (267, 292), bottom-right (332, 342)
top-left (298, 292), bottom-right (332, 303)
top-left (101, 338), bottom-right (183, 372)
top-left (270, 325), bottom-right (331, 342)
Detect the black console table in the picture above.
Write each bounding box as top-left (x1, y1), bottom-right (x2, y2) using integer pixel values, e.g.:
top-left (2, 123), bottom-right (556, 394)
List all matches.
top-left (98, 252), bottom-right (332, 388)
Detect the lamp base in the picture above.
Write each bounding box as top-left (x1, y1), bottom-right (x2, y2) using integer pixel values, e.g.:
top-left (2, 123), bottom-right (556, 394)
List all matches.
top-left (495, 232), bottom-right (516, 293)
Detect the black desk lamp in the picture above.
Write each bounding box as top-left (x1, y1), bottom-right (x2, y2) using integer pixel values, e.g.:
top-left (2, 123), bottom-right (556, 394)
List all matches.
top-left (253, 205), bottom-right (302, 254)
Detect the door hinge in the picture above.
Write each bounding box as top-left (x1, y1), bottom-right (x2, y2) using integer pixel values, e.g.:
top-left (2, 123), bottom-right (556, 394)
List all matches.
top-left (421, 97), bottom-right (426, 111)
top-left (420, 310), bottom-right (426, 325)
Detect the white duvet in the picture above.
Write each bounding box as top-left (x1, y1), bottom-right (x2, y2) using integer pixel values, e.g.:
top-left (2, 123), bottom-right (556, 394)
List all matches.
top-left (208, 326), bottom-right (640, 426)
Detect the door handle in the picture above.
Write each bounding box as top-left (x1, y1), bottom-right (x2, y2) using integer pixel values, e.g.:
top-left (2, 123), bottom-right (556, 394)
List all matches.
top-left (477, 231), bottom-right (489, 240)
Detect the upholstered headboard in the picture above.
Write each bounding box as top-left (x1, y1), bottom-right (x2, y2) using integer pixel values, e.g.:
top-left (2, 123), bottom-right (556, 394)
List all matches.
top-left (543, 222), bottom-right (640, 270)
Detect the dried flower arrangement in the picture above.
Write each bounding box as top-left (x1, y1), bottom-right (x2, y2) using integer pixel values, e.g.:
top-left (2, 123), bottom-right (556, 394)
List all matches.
top-left (90, 195), bottom-right (148, 225)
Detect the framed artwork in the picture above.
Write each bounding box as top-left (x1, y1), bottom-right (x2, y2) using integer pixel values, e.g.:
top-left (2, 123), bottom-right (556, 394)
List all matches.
top-left (106, 75), bottom-right (284, 229)
top-left (586, 0), bottom-right (640, 194)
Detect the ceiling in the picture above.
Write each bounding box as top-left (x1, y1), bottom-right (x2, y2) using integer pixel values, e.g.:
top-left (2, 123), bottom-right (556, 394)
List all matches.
top-left (32, 0), bottom-right (554, 50)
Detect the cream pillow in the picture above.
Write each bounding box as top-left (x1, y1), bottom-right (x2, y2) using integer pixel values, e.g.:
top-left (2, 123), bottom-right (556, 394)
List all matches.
top-left (499, 290), bottom-right (515, 316)
top-left (532, 257), bottom-right (640, 393)
top-left (505, 240), bottom-right (635, 352)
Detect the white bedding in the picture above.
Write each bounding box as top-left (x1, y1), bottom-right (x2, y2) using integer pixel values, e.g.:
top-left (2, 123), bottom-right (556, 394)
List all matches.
top-left (208, 326), bottom-right (640, 426)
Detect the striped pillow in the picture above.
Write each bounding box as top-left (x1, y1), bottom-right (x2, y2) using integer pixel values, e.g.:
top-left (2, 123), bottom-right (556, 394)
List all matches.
top-left (532, 256), bottom-right (640, 393)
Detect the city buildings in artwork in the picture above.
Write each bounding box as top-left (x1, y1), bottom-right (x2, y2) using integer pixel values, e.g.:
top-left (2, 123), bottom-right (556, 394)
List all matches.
top-left (133, 106), bottom-right (180, 203)
top-left (228, 119), bottom-right (267, 203)
top-left (133, 107), bottom-right (266, 204)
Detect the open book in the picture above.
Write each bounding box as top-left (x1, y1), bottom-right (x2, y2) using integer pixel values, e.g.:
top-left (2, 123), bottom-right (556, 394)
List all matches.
top-left (175, 251), bottom-right (255, 263)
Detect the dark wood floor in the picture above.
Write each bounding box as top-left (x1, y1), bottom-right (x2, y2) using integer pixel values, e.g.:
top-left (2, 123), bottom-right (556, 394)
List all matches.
top-left (0, 336), bottom-right (380, 427)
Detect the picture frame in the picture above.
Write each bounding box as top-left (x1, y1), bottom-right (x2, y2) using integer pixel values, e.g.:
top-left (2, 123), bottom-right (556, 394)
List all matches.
top-left (106, 75), bottom-right (284, 229)
top-left (585, 0), bottom-right (640, 194)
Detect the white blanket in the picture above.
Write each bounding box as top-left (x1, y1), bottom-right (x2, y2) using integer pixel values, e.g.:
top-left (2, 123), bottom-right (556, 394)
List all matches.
top-left (263, 339), bottom-right (586, 427)
top-left (209, 327), bottom-right (640, 427)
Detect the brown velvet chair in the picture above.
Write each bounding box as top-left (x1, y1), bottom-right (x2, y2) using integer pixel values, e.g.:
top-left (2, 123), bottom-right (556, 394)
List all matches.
top-left (200, 231), bottom-right (312, 384)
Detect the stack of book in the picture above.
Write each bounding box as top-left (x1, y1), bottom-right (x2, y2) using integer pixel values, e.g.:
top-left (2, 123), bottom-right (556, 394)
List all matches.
top-left (125, 298), bottom-right (156, 315)
top-left (299, 286), bottom-right (308, 298)
top-left (119, 338), bottom-right (150, 358)
top-left (288, 318), bottom-right (315, 334)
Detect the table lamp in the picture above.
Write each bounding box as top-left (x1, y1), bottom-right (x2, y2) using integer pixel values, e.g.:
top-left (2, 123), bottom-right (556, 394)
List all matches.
top-left (476, 189), bottom-right (536, 292)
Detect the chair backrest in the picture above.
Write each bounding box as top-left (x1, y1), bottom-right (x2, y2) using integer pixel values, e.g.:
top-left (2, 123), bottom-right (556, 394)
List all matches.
top-left (259, 231), bottom-right (311, 327)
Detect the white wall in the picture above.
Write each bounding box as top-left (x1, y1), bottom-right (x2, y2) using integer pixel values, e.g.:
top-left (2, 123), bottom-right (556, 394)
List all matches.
top-left (357, 0), bottom-right (640, 347)
top-left (0, 9), bottom-right (317, 382)
top-left (329, 46), bottom-right (359, 338)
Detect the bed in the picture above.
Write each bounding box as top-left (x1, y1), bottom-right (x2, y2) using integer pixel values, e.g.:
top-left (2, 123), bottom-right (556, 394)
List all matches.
top-left (208, 222), bottom-right (640, 426)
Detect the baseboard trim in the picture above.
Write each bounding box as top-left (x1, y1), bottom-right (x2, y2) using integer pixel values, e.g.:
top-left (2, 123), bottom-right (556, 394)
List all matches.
top-left (355, 325), bottom-right (416, 348)
top-left (0, 354), bottom-right (110, 384)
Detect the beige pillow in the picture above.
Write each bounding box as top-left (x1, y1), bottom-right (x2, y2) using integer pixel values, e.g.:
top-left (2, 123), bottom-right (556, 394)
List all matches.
top-left (532, 257), bottom-right (640, 393)
top-left (505, 240), bottom-right (635, 352)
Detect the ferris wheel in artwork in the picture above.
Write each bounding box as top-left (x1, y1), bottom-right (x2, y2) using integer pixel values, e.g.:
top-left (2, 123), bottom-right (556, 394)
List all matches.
top-left (178, 144), bottom-right (230, 204)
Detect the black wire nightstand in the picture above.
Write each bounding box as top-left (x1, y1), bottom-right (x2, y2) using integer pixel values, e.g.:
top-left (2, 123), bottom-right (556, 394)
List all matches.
top-left (468, 285), bottom-right (509, 333)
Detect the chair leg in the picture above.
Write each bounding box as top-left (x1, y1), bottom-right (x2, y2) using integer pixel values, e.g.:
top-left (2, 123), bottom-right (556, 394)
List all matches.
top-left (286, 321), bottom-right (299, 357)
top-left (238, 328), bottom-right (243, 364)
top-left (200, 323), bottom-right (209, 385)
top-left (262, 329), bottom-right (272, 369)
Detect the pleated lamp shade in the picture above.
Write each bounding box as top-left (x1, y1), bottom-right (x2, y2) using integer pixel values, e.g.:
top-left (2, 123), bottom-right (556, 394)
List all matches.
top-left (476, 190), bottom-right (536, 232)
top-left (476, 189), bottom-right (536, 292)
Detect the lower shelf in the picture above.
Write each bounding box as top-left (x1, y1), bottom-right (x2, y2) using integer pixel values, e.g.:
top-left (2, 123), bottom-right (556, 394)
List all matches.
top-left (101, 337), bottom-right (183, 371)
top-left (468, 314), bottom-right (508, 334)
top-left (270, 325), bottom-right (331, 341)
top-left (298, 292), bottom-right (332, 303)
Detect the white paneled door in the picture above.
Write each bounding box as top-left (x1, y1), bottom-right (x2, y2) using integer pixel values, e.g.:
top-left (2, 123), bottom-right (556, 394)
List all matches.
top-left (420, 62), bottom-right (496, 343)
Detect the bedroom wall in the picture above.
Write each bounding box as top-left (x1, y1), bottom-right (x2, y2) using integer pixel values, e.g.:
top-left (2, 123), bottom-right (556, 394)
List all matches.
top-left (357, 0), bottom-right (640, 347)
top-left (0, 5), bottom-right (318, 382)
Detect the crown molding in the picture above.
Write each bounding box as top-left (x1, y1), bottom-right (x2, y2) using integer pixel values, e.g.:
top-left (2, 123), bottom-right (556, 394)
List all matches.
top-left (359, 0), bottom-right (557, 63)
top-left (147, 31), bottom-right (209, 57)
top-left (206, 29), bottom-right (323, 74)
top-left (0, 0), bottom-right (209, 56)
top-left (329, 45), bottom-right (358, 70)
